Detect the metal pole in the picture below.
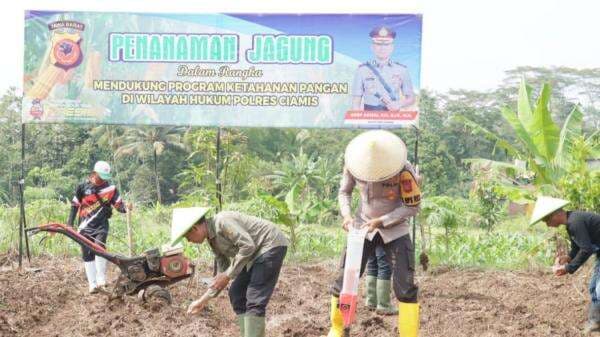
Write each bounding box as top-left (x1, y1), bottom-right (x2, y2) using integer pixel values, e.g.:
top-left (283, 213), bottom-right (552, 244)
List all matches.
top-left (215, 127), bottom-right (223, 213)
top-left (18, 123), bottom-right (31, 268)
top-left (213, 127), bottom-right (223, 276)
top-left (412, 126), bottom-right (419, 261)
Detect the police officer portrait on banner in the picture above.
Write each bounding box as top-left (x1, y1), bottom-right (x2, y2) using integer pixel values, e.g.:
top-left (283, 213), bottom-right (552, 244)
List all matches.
top-left (351, 26), bottom-right (415, 111)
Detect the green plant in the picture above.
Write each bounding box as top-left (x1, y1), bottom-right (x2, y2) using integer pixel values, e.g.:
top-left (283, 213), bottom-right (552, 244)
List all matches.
top-left (468, 164), bottom-right (507, 231)
top-left (257, 191), bottom-right (299, 253)
top-left (419, 196), bottom-right (460, 256)
top-left (558, 135), bottom-right (600, 211)
top-left (457, 80), bottom-right (598, 203)
top-left (116, 126), bottom-right (185, 203)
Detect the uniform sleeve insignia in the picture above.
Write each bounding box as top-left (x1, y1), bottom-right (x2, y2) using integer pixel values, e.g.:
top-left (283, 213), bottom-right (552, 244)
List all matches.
top-left (399, 169), bottom-right (421, 206)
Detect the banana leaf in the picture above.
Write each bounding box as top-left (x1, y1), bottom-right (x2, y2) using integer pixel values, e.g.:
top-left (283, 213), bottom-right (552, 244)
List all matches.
top-left (555, 105), bottom-right (583, 168)
top-left (527, 83), bottom-right (560, 162)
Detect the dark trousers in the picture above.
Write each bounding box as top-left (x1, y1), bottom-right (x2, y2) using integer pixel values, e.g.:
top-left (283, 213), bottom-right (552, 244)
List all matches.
top-left (364, 104), bottom-right (388, 111)
top-left (229, 246), bottom-right (287, 317)
top-left (331, 233), bottom-right (417, 303)
top-left (79, 225), bottom-right (108, 262)
top-left (366, 244), bottom-right (392, 280)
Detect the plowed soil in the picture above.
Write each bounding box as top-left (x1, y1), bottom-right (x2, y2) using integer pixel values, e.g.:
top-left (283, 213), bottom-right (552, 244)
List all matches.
top-left (0, 254), bottom-right (594, 337)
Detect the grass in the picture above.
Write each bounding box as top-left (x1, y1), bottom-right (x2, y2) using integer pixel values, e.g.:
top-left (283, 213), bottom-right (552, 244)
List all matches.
top-left (425, 215), bottom-right (556, 270)
top-left (1, 200), bottom-right (555, 270)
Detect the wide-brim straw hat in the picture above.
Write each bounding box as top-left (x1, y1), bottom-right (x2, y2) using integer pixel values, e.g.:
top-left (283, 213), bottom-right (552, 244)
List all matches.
top-left (529, 196), bottom-right (569, 225)
top-left (345, 130), bottom-right (407, 182)
top-left (170, 207), bottom-right (211, 246)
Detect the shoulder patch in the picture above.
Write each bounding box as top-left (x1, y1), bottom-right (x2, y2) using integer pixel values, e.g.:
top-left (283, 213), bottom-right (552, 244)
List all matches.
top-left (399, 169), bottom-right (421, 206)
top-left (223, 227), bottom-right (234, 239)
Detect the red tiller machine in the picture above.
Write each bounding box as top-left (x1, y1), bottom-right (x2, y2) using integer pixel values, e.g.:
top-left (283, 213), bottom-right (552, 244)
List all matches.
top-left (27, 223), bottom-right (194, 303)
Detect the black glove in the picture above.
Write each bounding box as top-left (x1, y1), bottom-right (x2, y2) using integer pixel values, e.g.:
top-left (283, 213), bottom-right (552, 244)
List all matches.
top-left (67, 206), bottom-right (78, 228)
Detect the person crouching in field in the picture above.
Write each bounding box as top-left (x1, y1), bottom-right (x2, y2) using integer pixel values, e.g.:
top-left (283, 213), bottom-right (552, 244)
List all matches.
top-left (171, 207), bottom-right (289, 337)
top-left (67, 161), bottom-right (132, 294)
top-left (530, 196), bottom-right (600, 333)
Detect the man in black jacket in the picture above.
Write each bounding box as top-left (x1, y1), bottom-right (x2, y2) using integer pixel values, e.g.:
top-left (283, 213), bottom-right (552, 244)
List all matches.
top-left (67, 161), bottom-right (131, 294)
top-left (530, 196), bottom-right (600, 333)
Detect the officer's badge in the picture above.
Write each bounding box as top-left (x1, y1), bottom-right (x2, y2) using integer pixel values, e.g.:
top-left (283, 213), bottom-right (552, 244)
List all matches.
top-left (379, 27), bottom-right (388, 37)
top-left (386, 189), bottom-right (398, 201)
top-left (399, 169), bottom-right (421, 206)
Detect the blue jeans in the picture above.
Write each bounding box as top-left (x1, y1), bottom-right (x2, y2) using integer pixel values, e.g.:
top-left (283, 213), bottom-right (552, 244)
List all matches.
top-left (366, 244), bottom-right (392, 280)
top-left (590, 259), bottom-right (600, 305)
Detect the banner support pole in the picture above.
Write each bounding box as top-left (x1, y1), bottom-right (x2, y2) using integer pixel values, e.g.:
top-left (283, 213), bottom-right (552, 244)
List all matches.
top-left (412, 125), bottom-right (420, 262)
top-left (215, 127), bottom-right (223, 213)
top-left (18, 123), bottom-right (31, 268)
top-left (213, 127), bottom-right (223, 277)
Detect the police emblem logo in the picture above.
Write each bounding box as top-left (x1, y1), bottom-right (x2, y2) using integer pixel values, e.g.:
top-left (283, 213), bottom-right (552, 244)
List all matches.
top-left (50, 32), bottom-right (83, 70)
top-left (379, 27), bottom-right (388, 37)
top-left (25, 21), bottom-right (86, 103)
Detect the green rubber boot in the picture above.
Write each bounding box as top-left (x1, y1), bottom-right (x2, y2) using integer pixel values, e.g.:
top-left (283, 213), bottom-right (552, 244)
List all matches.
top-left (376, 279), bottom-right (398, 315)
top-left (365, 275), bottom-right (377, 310)
top-left (244, 314), bottom-right (265, 337)
top-left (237, 314), bottom-right (246, 336)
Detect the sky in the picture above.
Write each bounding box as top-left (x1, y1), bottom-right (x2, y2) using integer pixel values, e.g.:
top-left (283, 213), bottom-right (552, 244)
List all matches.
top-left (10, 0), bottom-right (600, 94)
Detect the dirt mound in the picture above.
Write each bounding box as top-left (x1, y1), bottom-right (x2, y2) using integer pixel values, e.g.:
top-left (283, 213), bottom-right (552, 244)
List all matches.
top-left (0, 256), bottom-right (592, 336)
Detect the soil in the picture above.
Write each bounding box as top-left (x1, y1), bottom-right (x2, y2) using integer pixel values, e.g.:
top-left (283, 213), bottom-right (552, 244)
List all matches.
top-left (0, 255), bottom-right (594, 337)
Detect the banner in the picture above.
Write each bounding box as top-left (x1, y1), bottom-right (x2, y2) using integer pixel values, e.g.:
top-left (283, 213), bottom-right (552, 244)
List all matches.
top-left (23, 11), bottom-right (422, 128)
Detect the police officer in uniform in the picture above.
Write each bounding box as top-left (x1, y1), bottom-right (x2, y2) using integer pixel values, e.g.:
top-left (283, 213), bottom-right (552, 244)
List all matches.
top-left (172, 208), bottom-right (289, 337)
top-left (325, 130), bottom-right (421, 337)
top-left (352, 26), bottom-right (415, 111)
top-left (351, 25), bottom-right (416, 315)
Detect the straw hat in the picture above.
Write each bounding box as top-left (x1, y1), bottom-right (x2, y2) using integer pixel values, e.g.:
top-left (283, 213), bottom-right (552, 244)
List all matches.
top-left (529, 196), bottom-right (569, 225)
top-left (345, 130), bottom-right (407, 182)
top-left (170, 207), bottom-right (211, 246)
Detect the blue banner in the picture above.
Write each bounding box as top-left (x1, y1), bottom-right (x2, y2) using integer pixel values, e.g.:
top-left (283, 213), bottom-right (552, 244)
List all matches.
top-left (23, 11), bottom-right (422, 128)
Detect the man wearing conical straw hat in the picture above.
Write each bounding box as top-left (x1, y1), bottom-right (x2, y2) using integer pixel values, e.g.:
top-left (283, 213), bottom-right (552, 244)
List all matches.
top-left (530, 196), bottom-right (600, 333)
top-left (325, 130), bottom-right (422, 337)
top-left (171, 208), bottom-right (289, 337)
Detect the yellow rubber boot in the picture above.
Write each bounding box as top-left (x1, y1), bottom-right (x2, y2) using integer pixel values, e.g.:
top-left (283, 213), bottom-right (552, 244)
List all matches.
top-left (326, 296), bottom-right (344, 337)
top-left (398, 302), bottom-right (419, 337)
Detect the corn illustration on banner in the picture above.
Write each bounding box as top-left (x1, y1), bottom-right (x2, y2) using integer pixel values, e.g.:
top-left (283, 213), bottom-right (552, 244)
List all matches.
top-left (23, 11), bottom-right (422, 128)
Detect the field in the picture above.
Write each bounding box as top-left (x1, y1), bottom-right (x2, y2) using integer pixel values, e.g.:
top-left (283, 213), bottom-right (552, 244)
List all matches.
top-left (0, 254), bottom-right (594, 337)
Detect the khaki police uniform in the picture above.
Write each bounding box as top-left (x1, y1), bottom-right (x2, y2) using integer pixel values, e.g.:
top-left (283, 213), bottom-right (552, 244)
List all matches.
top-left (331, 163), bottom-right (420, 303)
top-left (207, 211), bottom-right (289, 317)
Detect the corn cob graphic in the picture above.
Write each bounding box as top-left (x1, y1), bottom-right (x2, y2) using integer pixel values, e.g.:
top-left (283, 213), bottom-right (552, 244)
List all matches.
top-left (84, 50), bottom-right (101, 88)
top-left (26, 64), bottom-right (66, 100)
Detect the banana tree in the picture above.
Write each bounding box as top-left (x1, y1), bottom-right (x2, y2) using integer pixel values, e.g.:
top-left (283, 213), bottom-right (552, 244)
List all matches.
top-left (456, 80), bottom-right (597, 198)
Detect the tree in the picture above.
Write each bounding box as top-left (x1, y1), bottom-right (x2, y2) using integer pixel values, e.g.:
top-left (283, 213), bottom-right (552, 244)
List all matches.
top-left (90, 125), bottom-right (125, 191)
top-left (0, 88), bottom-right (21, 204)
top-left (116, 126), bottom-right (185, 203)
top-left (457, 80), bottom-right (598, 203)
